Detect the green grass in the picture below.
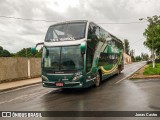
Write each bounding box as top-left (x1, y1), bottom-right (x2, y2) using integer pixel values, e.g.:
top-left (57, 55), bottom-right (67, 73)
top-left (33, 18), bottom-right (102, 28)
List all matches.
top-left (144, 63), bottom-right (160, 75)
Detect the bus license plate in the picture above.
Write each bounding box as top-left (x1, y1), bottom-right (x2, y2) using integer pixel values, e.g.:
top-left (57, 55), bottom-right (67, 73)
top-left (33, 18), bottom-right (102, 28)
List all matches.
top-left (55, 82), bottom-right (64, 86)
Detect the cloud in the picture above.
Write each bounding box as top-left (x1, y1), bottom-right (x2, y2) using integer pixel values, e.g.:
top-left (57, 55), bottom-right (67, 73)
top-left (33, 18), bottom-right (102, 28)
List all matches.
top-left (0, 0), bottom-right (159, 55)
top-left (0, 0), bottom-right (16, 16)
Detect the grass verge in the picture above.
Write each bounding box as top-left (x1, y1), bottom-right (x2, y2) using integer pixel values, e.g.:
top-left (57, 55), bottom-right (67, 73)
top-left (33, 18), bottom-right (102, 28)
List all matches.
top-left (144, 63), bottom-right (160, 75)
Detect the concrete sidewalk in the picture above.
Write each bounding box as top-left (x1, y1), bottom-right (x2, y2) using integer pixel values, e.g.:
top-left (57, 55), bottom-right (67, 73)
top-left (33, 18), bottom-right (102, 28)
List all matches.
top-left (0, 77), bottom-right (41, 92)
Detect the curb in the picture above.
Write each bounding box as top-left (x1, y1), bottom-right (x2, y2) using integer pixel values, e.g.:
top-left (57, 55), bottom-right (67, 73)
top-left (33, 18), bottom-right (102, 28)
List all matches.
top-left (129, 63), bottom-right (147, 78)
top-left (130, 76), bottom-right (160, 80)
top-left (128, 63), bottom-right (160, 80)
top-left (0, 81), bottom-right (41, 92)
top-left (114, 62), bottom-right (147, 84)
top-left (0, 76), bottom-right (41, 84)
top-left (121, 62), bottom-right (147, 80)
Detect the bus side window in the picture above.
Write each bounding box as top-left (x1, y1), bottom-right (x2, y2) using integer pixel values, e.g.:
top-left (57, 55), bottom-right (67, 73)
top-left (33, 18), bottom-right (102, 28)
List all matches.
top-left (88, 23), bottom-right (100, 51)
top-left (88, 23), bottom-right (94, 39)
top-left (95, 26), bottom-right (100, 39)
top-left (88, 23), bottom-right (100, 40)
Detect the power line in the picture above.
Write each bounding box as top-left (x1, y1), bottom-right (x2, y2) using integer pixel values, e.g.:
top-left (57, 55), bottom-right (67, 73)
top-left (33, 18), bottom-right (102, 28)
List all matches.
top-left (0, 15), bottom-right (57, 22)
top-left (0, 15), bottom-right (147, 24)
top-left (98, 21), bottom-right (147, 24)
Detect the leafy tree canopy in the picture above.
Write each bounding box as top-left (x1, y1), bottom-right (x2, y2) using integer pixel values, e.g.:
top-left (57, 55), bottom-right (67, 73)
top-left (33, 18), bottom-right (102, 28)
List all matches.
top-left (143, 15), bottom-right (160, 53)
top-left (0, 46), bottom-right (42, 57)
top-left (0, 46), bottom-right (11, 57)
top-left (135, 56), bottom-right (142, 62)
top-left (14, 47), bottom-right (42, 58)
top-left (124, 39), bottom-right (130, 55)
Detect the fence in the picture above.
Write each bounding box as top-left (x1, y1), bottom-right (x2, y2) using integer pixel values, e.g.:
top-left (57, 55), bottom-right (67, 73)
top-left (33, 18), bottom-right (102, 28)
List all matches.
top-left (0, 57), bottom-right (41, 83)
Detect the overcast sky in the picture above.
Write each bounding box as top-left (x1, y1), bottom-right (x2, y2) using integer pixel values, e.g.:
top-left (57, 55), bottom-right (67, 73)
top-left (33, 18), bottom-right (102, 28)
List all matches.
top-left (0, 0), bottom-right (160, 55)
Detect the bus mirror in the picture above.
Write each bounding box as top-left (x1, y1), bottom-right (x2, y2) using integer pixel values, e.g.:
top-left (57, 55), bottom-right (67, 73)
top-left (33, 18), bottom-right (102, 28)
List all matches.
top-left (81, 42), bottom-right (86, 54)
top-left (31, 42), bottom-right (44, 55)
top-left (31, 47), bottom-right (36, 55)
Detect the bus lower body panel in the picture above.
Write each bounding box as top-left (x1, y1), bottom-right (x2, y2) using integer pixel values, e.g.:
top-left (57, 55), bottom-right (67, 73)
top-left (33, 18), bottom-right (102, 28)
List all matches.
top-left (42, 79), bottom-right (95, 88)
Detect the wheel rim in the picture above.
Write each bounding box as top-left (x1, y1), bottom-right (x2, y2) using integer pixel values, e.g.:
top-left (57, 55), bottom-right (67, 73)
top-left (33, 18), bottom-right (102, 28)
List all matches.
top-left (95, 73), bottom-right (100, 87)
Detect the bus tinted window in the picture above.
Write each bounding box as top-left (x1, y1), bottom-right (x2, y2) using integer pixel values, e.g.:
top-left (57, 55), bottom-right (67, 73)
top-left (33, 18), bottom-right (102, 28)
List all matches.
top-left (86, 46), bottom-right (94, 72)
top-left (88, 23), bottom-right (100, 40)
top-left (87, 23), bottom-right (100, 52)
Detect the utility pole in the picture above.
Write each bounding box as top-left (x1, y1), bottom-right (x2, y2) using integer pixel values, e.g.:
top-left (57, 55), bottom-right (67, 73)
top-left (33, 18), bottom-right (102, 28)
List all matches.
top-left (25, 48), bottom-right (30, 78)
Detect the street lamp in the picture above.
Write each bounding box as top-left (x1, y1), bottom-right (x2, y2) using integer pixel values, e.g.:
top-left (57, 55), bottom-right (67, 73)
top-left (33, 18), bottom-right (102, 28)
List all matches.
top-left (139, 18), bottom-right (155, 68)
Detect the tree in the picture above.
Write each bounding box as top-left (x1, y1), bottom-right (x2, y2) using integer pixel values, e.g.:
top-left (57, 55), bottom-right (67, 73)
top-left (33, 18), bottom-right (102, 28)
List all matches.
top-left (124, 39), bottom-right (130, 55)
top-left (15, 47), bottom-right (42, 57)
top-left (2, 50), bottom-right (11, 57)
top-left (143, 15), bottom-right (160, 56)
top-left (141, 53), bottom-right (149, 61)
top-left (130, 49), bottom-right (135, 62)
top-left (15, 48), bottom-right (31, 57)
top-left (0, 46), bottom-right (3, 57)
top-left (35, 47), bottom-right (42, 57)
top-left (135, 56), bottom-right (142, 62)
top-left (0, 46), bottom-right (3, 51)
top-left (0, 46), bottom-right (11, 57)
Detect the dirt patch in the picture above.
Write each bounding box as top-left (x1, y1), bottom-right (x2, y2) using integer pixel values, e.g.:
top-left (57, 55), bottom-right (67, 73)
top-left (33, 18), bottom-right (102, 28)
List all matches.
top-left (129, 65), bottom-right (160, 79)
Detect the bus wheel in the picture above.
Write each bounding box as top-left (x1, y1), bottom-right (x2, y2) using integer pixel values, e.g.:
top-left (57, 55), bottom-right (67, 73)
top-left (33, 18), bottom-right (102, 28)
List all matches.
top-left (117, 65), bottom-right (121, 75)
top-left (95, 73), bottom-right (101, 87)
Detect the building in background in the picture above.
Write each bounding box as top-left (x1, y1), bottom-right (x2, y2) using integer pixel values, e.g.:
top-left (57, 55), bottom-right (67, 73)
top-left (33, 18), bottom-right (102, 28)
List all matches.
top-left (123, 53), bottom-right (132, 64)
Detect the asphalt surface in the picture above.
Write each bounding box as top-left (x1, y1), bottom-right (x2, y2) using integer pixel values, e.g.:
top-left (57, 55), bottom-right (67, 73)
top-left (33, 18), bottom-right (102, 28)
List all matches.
top-left (0, 61), bottom-right (160, 120)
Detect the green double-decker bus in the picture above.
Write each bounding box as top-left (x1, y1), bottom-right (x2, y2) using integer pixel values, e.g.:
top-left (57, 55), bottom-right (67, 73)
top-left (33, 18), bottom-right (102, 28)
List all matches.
top-left (33, 20), bottom-right (124, 88)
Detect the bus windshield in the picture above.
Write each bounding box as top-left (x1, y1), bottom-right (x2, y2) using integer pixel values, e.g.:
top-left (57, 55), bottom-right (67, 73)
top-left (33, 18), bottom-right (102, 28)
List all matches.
top-left (45, 22), bottom-right (86, 42)
top-left (43, 45), bottom-right (83, 71)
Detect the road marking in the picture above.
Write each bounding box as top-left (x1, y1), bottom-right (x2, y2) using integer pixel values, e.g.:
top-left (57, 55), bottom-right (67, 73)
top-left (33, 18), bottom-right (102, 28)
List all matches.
top-left (115, 76), bottom-right (128, 84)
top-left (0, 83), bottom-right (41, 95)
top-left (0, 90), bottom-right (51, 105)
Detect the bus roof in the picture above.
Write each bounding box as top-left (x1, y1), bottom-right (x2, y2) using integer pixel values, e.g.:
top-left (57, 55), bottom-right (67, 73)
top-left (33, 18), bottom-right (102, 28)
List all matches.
top-left (89, 21), bottom-right (123, 44)
top-left (50, 20), bottom-right (88, 27)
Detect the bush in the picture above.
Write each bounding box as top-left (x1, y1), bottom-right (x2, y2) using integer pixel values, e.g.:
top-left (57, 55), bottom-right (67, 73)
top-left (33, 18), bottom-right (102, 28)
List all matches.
top-left (144, 63), bottom-right (160, 75)
top-left (155, 59), bottom-right (160, 63)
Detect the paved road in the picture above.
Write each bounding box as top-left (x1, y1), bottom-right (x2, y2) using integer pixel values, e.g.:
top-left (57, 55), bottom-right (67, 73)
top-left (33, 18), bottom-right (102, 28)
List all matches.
top-left (0, 61), bottom-right (160, 120)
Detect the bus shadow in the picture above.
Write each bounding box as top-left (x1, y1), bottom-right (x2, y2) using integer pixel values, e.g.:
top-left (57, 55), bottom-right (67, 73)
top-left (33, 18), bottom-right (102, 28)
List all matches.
top-left (100, 72), bottom-right (126, 86)
top-left (46, 72), bottom-right (125, 96)
top-left (60, 86), bottom-right (95, 94)
top-left (45, 86), bottom-right (95, 96)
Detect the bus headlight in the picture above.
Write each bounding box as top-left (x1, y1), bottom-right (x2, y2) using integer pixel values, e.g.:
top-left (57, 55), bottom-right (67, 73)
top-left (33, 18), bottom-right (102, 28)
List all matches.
top-left (73, 71), bottom-right (83, 81)
top-left (42, 75), bottom-right (48, 81)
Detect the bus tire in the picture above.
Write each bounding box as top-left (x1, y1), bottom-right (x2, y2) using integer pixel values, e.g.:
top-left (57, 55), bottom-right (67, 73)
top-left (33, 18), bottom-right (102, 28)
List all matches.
top-left (117, 65), bottom-right (122, 75)
top-left (95, 72), bottom-right (101, 87)
top-left (117, 69), bottom-right (121, 75)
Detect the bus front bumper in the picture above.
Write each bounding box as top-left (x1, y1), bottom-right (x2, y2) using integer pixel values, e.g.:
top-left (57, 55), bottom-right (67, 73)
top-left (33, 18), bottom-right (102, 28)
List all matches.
top-left (42, 81), bottom-right (84, 88)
